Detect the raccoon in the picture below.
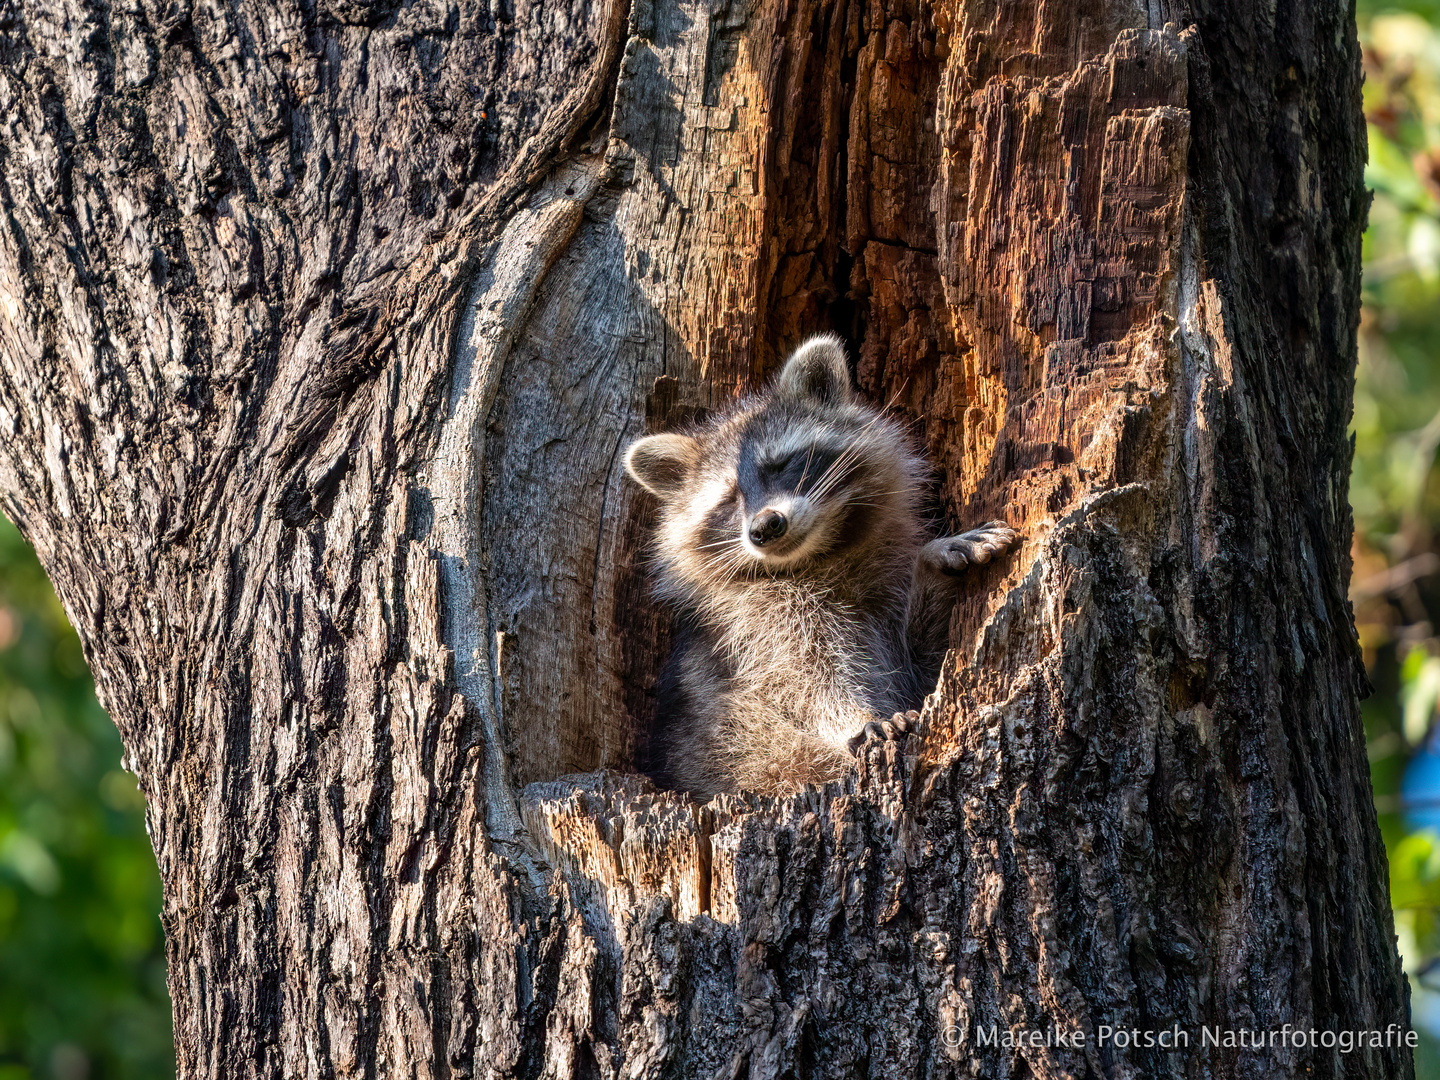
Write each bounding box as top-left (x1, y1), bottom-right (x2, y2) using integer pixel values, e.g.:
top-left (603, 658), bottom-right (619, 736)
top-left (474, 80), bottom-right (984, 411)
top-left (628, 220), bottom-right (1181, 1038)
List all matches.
top-left (624, 334), bottom-right (1018, 799)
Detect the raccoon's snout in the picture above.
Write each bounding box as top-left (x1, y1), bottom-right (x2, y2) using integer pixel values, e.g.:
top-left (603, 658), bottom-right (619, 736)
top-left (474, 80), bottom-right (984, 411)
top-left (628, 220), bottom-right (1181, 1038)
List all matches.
top-left (748, 510), bottom-right (788, 547)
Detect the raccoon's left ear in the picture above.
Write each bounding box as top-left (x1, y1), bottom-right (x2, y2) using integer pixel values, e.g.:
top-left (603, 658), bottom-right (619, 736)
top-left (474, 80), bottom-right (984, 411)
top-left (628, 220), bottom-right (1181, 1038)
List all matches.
top-left (775, 334), bottom-right (855, 405)
top-left (625, 433), bottom-right (700, 498)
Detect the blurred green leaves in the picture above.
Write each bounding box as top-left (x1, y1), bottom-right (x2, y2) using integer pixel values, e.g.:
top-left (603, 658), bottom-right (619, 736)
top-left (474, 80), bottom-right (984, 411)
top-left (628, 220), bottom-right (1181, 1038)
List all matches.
top-left (1359, 4), bottom-right (1440, 1072)
top-left (0, 514), bottom-right (172, 1080)
top-left (1404, 647), bottom-right (1440, 744)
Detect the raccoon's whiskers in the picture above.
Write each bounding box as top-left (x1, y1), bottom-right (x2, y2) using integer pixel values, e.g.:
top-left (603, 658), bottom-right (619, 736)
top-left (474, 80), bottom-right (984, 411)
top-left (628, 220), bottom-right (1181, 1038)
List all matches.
top-left (712, 549), bottom-right (753, 590)
top-left (806, 434), bottom-right (866, 501)
top-left (701, 537), bottom-right (752, 582)
top-left (797, 440), bottom-right (821, 489)
top-left (807, 442), bottom-right (865, 504)
top-left (806, 408), bottom-right (895, 504)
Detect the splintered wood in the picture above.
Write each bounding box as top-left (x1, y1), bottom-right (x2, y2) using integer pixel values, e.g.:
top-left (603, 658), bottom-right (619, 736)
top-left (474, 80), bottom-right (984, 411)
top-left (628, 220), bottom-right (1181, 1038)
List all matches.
top-left (522, 773), bottom-right (712, 923)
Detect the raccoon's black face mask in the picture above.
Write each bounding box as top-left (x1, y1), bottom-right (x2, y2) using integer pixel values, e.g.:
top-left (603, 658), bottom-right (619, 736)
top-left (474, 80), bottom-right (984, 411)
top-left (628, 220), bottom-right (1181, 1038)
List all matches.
top-left (733, 426), bottom-right (847, 555)
top-left (624, 334), bottom-right (921, 576)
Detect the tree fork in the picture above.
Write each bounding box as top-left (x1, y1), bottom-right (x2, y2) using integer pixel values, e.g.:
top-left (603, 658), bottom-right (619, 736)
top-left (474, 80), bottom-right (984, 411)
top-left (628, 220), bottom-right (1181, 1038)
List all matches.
top-left (0, 0), bottom-right (1407, 1076)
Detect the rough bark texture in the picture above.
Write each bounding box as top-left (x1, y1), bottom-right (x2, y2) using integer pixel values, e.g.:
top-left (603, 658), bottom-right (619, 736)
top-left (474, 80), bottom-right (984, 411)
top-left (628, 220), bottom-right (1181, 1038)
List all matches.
top-left (0, 0), bottom-right (1409, 1076)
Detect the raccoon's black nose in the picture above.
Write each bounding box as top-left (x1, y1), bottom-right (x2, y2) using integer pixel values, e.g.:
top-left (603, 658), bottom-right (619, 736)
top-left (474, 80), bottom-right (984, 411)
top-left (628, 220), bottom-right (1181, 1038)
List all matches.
top-left (748, 510), bottom-right (788, 546)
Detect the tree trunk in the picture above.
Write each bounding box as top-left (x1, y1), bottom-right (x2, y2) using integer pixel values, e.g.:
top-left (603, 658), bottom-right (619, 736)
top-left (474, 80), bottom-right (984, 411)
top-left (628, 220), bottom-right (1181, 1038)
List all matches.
top-left (0, 0), bottom-right (1409, 1076)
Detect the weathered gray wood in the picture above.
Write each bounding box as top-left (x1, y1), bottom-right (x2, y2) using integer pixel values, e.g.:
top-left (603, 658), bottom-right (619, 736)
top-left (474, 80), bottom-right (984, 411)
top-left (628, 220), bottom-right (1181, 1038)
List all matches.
top-left (0, 0), bottom-right (1410, 1077)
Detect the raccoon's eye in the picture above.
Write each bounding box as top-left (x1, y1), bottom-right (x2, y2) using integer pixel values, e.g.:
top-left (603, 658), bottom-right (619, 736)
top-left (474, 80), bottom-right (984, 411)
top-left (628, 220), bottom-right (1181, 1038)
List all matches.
top-left (759, 452), bottom-right (798, 478)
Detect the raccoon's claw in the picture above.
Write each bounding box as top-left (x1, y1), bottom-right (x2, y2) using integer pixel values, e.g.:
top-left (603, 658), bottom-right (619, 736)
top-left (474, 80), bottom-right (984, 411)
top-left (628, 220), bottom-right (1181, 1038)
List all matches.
top-left (924, 521), bottom-right (1020, 576)
top-left (846, 710), bottom-right (920, 755)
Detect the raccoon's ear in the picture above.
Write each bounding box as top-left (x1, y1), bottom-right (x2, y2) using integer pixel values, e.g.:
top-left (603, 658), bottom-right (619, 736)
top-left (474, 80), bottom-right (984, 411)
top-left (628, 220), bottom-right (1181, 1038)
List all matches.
top-left (776, 334), bottom-right (854, 405)
top-left (625, 433), bottom-right (700, 498)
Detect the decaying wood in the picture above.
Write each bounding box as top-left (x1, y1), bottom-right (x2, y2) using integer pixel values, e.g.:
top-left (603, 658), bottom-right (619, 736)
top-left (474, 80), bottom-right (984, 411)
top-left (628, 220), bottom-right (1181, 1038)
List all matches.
top-left (0, 0), bottom-right (1408, 1076)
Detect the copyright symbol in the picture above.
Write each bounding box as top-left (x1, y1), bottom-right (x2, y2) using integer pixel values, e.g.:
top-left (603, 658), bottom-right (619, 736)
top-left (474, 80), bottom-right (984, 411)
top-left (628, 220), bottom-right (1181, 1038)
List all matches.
top-left (941, 1025), bottom-right (965, 1048)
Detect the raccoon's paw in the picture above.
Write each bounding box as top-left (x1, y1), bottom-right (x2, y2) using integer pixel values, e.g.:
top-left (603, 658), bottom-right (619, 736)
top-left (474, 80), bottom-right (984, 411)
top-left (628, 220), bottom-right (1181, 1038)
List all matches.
top-left (922, 522), bottom-right (1019, 576)
top-left (845, 710), bottom-right (920, 755)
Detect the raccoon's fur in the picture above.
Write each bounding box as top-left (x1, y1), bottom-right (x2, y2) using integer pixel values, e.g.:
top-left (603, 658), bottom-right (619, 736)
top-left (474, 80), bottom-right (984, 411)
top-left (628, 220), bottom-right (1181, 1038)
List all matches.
top-left (625, 334), bottom-right (1018, 799)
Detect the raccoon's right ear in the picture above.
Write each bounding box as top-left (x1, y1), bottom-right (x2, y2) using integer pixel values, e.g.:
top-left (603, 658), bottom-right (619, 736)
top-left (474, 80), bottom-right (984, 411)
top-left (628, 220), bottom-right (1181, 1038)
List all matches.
top-left (775, 333), bottom-right (855, 405)
top-left (625, 433), bottom-right (701, 498)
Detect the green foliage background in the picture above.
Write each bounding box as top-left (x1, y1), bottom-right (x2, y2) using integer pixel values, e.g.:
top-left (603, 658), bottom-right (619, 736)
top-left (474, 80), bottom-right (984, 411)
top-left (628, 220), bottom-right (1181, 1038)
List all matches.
top-left (0, 516), bottom-right (171, 1080)
top-left (2, 10), bottom-right (1440, 1076)
top-left (1358, 4), bottom-right (1440, 1077)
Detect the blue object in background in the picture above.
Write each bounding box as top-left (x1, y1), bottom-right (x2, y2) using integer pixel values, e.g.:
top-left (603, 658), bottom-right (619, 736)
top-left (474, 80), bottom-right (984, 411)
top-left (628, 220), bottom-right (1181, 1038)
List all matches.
top-left (1406, 742), bottom-right (1440, 833)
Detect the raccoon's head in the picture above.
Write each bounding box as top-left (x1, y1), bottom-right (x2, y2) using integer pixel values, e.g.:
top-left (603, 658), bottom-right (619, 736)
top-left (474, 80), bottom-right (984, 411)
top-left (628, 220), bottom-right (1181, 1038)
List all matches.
top-left (625, 335), bottom-right (925, 584)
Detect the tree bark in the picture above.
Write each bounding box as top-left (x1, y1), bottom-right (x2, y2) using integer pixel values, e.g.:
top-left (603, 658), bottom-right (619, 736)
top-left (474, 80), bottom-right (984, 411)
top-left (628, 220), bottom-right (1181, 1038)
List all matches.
top-left (0, 0), bottom-right (1409, 1076)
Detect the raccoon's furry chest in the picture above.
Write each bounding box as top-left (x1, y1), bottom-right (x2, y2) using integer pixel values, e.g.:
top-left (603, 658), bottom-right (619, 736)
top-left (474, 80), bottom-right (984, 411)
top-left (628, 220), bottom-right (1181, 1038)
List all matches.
top-left (654, 554), bottom-right (927, 785)
top-left (704, 575), bottom-right (915, 711)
